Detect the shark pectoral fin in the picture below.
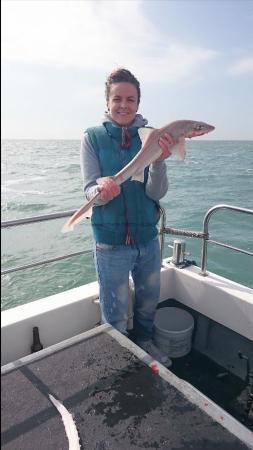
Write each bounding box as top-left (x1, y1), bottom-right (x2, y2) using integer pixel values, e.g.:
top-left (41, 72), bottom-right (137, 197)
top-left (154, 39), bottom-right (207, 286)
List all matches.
top-left (131, 170), bottom-right (145, 183)
top-left (172, 137), bottom-right (186, 160)
top-left (138, 127), bottom-right (154, 144)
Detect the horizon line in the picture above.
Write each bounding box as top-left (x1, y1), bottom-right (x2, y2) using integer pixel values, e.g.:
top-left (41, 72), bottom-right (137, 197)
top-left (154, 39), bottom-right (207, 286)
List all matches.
top-left (1, 137), bottom-right (253, 142)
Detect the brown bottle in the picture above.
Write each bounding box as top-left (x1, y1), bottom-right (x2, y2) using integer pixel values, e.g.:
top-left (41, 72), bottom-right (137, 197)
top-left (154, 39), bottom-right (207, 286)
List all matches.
top-left (31, 326), bottom-right (43, 353)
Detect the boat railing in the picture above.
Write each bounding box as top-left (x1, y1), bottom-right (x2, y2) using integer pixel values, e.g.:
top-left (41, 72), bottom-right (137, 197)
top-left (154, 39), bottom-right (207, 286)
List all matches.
top-left (1, 204), bottom-right (253, 277)
top-left (159, 204), bottom-right (253, 275)
top-left (1, 210), bottom-right (92, 276)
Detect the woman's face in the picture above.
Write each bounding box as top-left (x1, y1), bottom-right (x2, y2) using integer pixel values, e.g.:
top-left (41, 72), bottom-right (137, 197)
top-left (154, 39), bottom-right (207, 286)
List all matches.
top-left (107, 82), bottom-right (139, 126)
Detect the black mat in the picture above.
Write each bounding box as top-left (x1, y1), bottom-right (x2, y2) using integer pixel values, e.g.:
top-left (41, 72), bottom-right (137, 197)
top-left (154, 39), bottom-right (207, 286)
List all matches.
top-left (1, 329), bottom-right (251, 449)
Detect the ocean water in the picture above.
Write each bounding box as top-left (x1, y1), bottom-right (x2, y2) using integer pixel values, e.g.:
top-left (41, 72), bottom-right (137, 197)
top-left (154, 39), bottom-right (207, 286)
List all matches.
top-left (1, 139), bottom-right (253, 311)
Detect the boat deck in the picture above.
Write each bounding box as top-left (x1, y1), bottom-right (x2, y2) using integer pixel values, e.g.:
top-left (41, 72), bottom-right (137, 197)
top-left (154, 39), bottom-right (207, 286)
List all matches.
top-left (1, 324), bottom-right (252, 450)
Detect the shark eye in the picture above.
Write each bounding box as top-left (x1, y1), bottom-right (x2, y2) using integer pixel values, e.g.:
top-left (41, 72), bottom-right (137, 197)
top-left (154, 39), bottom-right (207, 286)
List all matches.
top-left (195, 124), bottom-right (203, 130)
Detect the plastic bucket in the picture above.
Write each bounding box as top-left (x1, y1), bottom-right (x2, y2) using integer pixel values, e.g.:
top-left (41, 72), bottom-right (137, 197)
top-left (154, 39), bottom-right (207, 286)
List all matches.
top-left (154, 307), bottom-right (194, 358)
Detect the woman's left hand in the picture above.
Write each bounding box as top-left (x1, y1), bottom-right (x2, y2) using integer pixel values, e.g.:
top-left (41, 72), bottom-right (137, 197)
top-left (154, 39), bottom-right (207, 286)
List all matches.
top-left (156, 133), bottom-right (176, 161)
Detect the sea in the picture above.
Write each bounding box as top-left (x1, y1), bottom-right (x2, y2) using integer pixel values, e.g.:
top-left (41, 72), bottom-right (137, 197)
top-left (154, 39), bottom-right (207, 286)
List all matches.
top-left (1, 139), bottom-right (253, 311)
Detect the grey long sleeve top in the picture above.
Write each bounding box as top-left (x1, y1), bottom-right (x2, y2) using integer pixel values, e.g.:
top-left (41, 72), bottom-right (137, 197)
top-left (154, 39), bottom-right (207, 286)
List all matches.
top-left (80, 113), bottom-right (169, 206)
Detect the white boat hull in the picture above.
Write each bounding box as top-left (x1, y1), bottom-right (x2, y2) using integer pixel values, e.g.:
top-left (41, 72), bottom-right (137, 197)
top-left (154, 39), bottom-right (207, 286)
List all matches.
top-left (2, 261), bottom-right (253, 367)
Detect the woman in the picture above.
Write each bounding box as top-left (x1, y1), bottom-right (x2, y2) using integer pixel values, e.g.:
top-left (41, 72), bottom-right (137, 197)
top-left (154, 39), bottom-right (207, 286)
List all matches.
top-left (80, 68), bottom-right (175, 366)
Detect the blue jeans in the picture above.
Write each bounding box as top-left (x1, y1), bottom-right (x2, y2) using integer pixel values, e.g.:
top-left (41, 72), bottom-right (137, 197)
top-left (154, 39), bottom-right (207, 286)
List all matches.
top-left (94, 237), bottom-right (161, 341)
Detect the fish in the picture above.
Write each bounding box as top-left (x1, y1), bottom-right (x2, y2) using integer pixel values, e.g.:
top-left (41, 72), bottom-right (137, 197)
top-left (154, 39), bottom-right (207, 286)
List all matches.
top-left (49, 394), bottom-right (80, 450)
top-left (62, 120), bottom-right (214, 232)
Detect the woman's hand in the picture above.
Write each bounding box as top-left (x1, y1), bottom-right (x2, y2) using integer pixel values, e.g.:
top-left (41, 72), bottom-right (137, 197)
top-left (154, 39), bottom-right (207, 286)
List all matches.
top-left (156, 132), bottom-right (176, 161)
top-left (97, 177), bottom-right (121, 201)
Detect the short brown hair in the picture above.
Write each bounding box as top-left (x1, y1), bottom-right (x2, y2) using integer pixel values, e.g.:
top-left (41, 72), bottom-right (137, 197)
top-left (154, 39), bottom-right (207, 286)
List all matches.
top-left (105, 68), bottom-right (141, 105)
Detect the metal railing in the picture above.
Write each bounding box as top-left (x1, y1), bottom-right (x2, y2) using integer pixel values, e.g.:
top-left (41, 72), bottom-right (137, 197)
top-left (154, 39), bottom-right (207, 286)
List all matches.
top-left (1, 210), bottom-right (93, 275)
top-left (1, 204), bottom-right (253, 277)
top-left (159, 204), bottom-right (253, 275)
top-left (200, 204), bottom-right (253, 275)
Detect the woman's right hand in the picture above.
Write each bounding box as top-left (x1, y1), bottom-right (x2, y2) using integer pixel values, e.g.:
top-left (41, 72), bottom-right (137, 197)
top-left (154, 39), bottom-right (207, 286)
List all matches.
top-left (97, 177), bottom-right (121, 201)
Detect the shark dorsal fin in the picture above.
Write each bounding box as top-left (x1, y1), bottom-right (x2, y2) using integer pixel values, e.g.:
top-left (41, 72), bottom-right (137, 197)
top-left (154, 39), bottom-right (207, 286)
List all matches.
top-left (138, 127), bottom-right (154, 144)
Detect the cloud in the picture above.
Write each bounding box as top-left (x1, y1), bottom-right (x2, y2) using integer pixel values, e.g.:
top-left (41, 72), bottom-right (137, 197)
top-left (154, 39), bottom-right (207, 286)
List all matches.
top-left (2, 0), bottom-right (218, 83)
top-left (133, 44), bottom-right (217, 83)
top-left (229, 57), bottom-right (253, 75)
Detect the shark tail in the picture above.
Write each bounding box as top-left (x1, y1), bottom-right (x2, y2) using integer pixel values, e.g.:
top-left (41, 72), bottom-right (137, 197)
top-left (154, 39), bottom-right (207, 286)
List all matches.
top-left (61, 191), bottom-right (100, 233)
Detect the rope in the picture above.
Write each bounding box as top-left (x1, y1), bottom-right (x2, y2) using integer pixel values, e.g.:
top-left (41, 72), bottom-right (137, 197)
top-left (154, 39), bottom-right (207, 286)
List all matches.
top-left (161, 226), bottom-right (208, 239)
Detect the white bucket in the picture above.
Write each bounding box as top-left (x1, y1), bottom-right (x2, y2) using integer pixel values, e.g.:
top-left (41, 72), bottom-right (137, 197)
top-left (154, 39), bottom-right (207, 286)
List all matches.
top-left (154, 307), bottom-right (194, 358)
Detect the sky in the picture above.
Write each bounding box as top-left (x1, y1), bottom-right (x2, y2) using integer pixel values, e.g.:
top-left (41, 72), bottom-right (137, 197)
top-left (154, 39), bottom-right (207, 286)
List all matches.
top-left (1, 0), bottom-right (253, 140)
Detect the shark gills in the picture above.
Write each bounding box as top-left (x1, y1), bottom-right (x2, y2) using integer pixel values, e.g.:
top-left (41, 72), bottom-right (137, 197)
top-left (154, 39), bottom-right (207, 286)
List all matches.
top-left (62, 120), bottom-right (214, 232)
